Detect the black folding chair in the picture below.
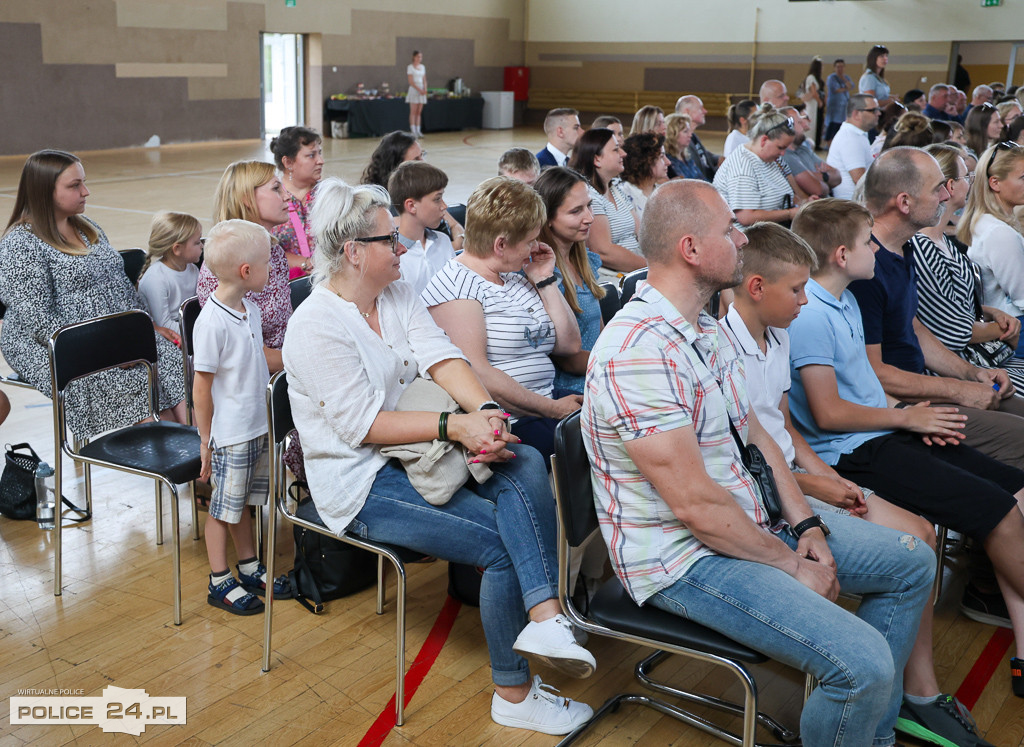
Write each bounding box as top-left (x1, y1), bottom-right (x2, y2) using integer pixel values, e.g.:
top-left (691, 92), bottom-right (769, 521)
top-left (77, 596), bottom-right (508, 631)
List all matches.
top-left (551, 411), bottom-right (799, 746)
top-left (118, 248), bottom-right (147, 286)
top-left (48, 310), bottom-right (201, 625)
top-left (289, 276), bottom-right (313, 310)
top-left (598, 282), bottom-right (619, 325)
top-left (262, 371), bottom-right (418, 725)
top-left (177, 296), bottom-right (202, 541)
top-left (619, 267), bottom-right (648, 305)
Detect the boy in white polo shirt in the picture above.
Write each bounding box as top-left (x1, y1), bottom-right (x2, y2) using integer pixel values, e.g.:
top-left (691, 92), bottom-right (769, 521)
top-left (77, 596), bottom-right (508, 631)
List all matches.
top-left (193, 219), bottom-right (278, 615)
top-left (388, 160), bottom-right (457, 295)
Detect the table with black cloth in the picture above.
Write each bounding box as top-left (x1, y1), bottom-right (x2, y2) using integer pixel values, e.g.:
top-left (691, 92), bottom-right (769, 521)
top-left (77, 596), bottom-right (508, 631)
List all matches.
top-left (324, 97), bottom-right (484, 137)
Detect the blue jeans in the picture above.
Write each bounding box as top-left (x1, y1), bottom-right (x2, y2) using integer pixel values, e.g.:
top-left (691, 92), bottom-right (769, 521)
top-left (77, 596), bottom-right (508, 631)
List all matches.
top-left (647, 514), bottom-right (934, 747)
top-left (1015, 315), bottom-right (1024, 358)
top-left (347, 444), bottom-right (558, 686)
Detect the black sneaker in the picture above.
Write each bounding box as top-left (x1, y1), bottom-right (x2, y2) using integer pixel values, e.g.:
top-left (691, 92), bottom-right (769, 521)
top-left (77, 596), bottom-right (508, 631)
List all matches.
top-left (960, 583), bottom-right (1011, 628)
top-left (895, 695), bottom-right (994, 747)
top-left (1012, 657), bottom-right (1024, 698)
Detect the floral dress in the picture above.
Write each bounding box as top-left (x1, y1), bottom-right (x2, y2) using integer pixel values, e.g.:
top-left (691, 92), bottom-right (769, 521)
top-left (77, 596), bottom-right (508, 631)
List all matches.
top-left (0, 221), bottom-right (185, 438)
top-left (271, 185), bottom-right (317, 279)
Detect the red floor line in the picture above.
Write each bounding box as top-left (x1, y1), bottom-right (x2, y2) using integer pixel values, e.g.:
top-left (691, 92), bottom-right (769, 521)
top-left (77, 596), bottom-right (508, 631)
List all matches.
top-left (357, 594), bottom-right (463, 747)
top-left (954, 627), bottom-right (1014, 710)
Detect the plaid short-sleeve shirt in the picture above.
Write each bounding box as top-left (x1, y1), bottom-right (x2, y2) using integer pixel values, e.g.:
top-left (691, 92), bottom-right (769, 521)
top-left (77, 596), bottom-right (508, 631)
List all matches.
top-left (582, 281), bottom-right (770, 605)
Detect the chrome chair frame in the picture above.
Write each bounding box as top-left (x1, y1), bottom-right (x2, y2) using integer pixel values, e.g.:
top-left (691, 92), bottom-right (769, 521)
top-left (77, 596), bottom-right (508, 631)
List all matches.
top-left (177, 295), bottom-right (203, 542)
top-left (551, 411), bottom-right (799, 747)
top-left (262, 371), bottom-right (414, 725)
top-left (49, 310), bottom-right (201, 625)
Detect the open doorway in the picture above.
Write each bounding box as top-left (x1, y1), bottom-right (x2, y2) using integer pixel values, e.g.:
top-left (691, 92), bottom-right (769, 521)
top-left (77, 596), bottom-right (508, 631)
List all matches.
top-left (261, 32), bottom-right (305, 137)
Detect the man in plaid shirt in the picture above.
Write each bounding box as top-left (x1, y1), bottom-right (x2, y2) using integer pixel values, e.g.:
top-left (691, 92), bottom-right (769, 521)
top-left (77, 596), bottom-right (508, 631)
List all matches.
top-left (581, 180), bottom-right (934, 747)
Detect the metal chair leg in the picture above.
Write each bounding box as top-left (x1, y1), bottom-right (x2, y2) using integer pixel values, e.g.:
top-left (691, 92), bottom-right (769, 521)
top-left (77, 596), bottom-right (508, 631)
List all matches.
top-left (255, 505), bottom-right (264, 560)
top-left (262, 496), bottom-right (278, 673)
top-left (377, 555), bottom-right (387, 615)
top-left (933, 525), bottom-right (948, 607)
top-left (393, 557), bottom-right (407, 726)
top-left (190, 480), bottom-right (200, 541)
top-left (165, 479), bottom-right (182, 625)
top-left (154, 481), bottom-right (164, 545)
top-left (54, 451), bottom-right (64, 598)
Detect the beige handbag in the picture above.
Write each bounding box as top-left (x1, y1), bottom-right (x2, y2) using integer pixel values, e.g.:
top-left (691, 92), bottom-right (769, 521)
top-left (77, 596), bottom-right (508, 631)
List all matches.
top-left (380, 378), bottom-right (493, 506)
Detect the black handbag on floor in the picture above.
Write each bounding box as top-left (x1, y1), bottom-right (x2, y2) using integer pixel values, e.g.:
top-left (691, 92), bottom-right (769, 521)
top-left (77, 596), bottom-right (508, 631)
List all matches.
top-left (0, 443), bottom-right (90, 523)
top-left (288, 483), bottom-right (378, 614)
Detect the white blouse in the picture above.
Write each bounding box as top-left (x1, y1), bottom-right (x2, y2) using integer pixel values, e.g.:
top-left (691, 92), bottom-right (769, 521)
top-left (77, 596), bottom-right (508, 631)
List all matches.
top-left (282, 280), bottom-right (466, 535)
top-left (967, 213), bottom-right (1024, 317)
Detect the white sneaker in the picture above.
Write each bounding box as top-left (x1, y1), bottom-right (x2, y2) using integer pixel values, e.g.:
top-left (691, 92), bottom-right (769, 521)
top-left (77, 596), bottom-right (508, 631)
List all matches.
top-left (512, 614), bottom-right (596, 678)
top-left (491, 675), bottom-right (593, 735)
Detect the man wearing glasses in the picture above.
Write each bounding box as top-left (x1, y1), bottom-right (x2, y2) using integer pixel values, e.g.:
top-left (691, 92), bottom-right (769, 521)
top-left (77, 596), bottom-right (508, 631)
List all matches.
top-left (826, 94), bottom-right (880, 199)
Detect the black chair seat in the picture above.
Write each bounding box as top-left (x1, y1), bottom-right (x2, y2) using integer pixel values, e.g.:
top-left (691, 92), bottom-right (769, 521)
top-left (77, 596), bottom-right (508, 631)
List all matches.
top-left (79, 422), bottom-right (201, 485)
top-left (589, 578), bottom-right (768, 664)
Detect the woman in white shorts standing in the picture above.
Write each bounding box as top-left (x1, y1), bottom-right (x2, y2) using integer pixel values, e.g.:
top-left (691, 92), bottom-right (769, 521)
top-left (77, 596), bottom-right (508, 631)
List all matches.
top-left (407, 50), bottom-right (427, 137)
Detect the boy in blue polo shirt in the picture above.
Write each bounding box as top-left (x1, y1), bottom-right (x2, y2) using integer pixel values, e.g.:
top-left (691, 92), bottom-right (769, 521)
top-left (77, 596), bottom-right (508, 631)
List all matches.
top-left (790, 197), bottom-right (1024, 713)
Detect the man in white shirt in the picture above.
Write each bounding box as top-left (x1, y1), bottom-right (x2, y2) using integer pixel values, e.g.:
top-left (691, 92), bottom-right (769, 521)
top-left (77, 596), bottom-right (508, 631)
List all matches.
top-left (826, 94), bottom-right (879, 200)
top-left (759, 79), bottom-right (790, 108)
top-left (388, 161), bottom-right (457, 295)
top-left (535, 108), bottom-right (581, 168)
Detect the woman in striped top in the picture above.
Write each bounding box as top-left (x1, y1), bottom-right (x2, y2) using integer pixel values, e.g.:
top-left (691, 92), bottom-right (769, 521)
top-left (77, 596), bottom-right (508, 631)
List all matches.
top-left (913, 144), bottom-right (1024, 391)
top-left (569, 128), bottom-right (645, 277)
top-left (422, 176), bottom-right (582, 457)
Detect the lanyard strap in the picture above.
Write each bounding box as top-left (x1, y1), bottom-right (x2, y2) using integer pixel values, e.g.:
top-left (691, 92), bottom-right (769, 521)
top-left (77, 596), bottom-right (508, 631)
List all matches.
top-left (688, 341), bottom-right (749, 456)
top-left (288, 201), bottom-right (312, 258)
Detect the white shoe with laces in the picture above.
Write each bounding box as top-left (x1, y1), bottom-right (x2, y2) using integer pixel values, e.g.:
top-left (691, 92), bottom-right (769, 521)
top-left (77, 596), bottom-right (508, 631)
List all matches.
top-left (491, 675), bottom-right (593, 735)
top-left (512, 614), bottom-right (596, 678)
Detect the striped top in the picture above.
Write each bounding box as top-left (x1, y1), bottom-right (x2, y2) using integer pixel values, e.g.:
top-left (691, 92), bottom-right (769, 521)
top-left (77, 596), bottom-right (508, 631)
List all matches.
top-left (588, 181), bottom-right (640, 254)
top-left (911, 232), bottom-right (978, 353)
top-left (421, 259), bottom-right (556, 405)
top-left (582, 282), bottom-right (770, 605)
top-left (712, 145), bottom-right (794, 214)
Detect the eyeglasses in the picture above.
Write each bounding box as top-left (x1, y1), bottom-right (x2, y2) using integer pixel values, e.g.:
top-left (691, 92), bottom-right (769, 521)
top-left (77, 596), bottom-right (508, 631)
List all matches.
top-left (353, 229), bottom-right (401, 254)
top-left (764, 117), bottom-right (795, 137)
top-left (986, 141), bottom-right (1022, 180)
top-left (954, 172), bottom-right (976, 185)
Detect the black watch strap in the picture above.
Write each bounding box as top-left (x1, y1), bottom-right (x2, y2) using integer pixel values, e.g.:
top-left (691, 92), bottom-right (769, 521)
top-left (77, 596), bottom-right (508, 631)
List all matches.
top-left (792, 515), bottom-right (830, 538)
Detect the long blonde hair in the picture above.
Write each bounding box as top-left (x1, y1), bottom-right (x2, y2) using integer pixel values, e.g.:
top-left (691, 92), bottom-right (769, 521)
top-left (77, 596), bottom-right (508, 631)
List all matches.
top-left (958, 143), bottom-right (1024, 245)
top-left (213, 161), bottom-right (278, 224)
top-left (143, 211), bottom-right (202, 275)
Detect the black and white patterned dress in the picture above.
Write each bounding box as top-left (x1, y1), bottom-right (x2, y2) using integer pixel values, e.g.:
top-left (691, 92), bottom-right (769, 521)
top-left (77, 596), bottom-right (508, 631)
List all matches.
top-left (0, 220), bottom-right (186, 437)
top-left (911, 231), bottom-right (1024, 394)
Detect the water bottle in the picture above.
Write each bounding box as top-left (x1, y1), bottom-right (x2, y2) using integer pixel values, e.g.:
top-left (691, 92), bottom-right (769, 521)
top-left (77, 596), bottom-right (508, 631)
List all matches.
top-left (35, 460), bottom-right (55, 530)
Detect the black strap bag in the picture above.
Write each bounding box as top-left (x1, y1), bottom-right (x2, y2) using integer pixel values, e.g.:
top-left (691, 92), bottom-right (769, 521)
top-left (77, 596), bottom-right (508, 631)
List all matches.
top-left (0, 443), bottom-right (90, 523)
top-left (288, 483), bottom-right (379, 614)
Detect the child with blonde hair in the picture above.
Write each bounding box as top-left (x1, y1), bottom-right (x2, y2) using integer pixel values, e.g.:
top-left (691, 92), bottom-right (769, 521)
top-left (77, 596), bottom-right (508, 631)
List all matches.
top-left (139, 211), bottom-right (203, 328)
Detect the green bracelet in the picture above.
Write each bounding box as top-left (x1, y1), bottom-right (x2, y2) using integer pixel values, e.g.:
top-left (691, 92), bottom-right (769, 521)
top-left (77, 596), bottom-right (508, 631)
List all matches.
top-left (438, 411), bottom-right (449, 441)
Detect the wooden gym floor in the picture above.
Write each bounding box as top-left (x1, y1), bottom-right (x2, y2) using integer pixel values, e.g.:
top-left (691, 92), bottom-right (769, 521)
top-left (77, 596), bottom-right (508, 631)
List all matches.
top-left (0, 129), bottom-right (1021, 745)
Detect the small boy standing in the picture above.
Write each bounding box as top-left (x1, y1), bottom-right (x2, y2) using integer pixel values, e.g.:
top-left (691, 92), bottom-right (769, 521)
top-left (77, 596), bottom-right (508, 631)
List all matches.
top-left (387, 161), bottom-right (458, 295)
top-left (193, 219), bottom-right (275, 616)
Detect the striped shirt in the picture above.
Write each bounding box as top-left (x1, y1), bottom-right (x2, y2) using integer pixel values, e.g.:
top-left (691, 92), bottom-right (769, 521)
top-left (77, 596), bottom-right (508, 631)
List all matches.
top-left (713, 145), bottom-right (794, 214)
top-left (582, 282), bottom-right (769, 605)
top-left (421, 259), bottom-right (556, 405)
top-left (588, 181), bottom-right (640, 254)
top-left (911, 232), bottom-right (978, 353)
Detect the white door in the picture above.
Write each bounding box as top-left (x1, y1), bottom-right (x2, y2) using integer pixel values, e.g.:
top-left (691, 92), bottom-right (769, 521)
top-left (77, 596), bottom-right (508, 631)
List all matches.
top-left (261, 33), bottom-right (305, 137)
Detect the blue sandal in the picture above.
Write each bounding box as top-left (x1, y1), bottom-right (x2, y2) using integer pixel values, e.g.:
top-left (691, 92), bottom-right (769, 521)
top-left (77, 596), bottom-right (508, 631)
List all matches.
top-left (237, 561), bottom-right (293, 600)
top-left (208, 575), bottom-right (264, 616)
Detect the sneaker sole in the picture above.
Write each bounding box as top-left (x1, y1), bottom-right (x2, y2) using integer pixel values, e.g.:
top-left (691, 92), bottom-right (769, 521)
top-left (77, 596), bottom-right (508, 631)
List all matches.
top-left (511, 647), bottom-right (595, 679)
top-left (491, 711), bottom-right (590, 735)
top-left (959, 606), bottom-right (1012, 628)
top-left (894, 716), bottom-right (960, 747)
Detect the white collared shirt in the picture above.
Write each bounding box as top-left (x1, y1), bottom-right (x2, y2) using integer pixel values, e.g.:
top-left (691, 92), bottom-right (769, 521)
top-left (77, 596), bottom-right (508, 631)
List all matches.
top-left (826, 121), bottom-right (872, 200)
top-left (723, 306), bottom-right (795, 465)
top-left (282, 281), bottom-right (466, 535)
top-left (546, 142), bottom-right (569, 167)
top-left (397, 228), bottom-right (456, 295)
top-left (193, 295), bottom-right (270, 447)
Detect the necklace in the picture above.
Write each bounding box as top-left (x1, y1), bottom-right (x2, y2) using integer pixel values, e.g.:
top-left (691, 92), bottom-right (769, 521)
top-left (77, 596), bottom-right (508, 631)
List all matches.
top-left (330, 284), bottom-right (372, 318)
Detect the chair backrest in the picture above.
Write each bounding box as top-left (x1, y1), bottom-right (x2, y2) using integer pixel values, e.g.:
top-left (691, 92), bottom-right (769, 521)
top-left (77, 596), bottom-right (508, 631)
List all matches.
top-left (446, 203), bottom-right (467, 228)
top-left (289, 276), bottom-right (313, 310)
top-left (619, 267), bottom-right (648, 305)
top-left (119, 248), bottom-right (148, 286)
top-left (178, 296), bottom-right (201, 358)
top-left (551, 411), bottom-right (600, 549)
top-left (267, 371), bottom-right (294, 447)
top-left (598, 282), bottom-right (620, 325)
top-left (50, 310), bottom-right (158, 393)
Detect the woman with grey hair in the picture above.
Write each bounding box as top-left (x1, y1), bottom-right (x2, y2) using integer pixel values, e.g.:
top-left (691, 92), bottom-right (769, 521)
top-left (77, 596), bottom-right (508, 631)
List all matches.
top-left (282, 177), bottom-right (595, 736)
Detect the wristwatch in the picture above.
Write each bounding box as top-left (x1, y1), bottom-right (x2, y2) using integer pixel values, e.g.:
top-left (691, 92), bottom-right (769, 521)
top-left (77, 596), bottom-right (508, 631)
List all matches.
top-left (792, 515), bottom-right (831, 538)
top-left (478, 401), bottom-right (503, 412)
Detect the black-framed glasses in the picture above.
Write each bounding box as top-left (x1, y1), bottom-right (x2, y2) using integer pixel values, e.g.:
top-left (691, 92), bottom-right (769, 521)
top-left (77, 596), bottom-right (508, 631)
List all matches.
top-left (986, 141), bottom-right (1022, 180)
top-left (765, 117), bottom-right (795, 137)
top-left (354, 229), bottom-right (400, 253)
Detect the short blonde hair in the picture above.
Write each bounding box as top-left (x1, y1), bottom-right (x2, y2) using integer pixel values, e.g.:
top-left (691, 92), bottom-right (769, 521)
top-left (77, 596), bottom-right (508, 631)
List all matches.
top-left (463, 176), bottom-right (546, 258)
top-left (202, 219), bottom-right (270, 280)
top-left (792, 198), bottom-right (873, 269)
top-left (739, 222), bottom-right (818, 282)
top-left (144, 211), bottom-right (202, 276)
top-left (664, 113), bottom-right (692, 159)
top-left (213, 161), bottom-right (277, 224)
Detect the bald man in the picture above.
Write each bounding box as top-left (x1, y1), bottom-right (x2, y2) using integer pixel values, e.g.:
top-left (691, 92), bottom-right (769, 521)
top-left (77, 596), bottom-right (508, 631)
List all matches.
top-left (673, 95), bottom-right (722, 180)
top-left (759, 79), bottom-right (790, 109)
